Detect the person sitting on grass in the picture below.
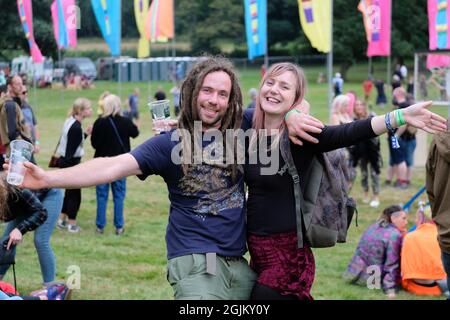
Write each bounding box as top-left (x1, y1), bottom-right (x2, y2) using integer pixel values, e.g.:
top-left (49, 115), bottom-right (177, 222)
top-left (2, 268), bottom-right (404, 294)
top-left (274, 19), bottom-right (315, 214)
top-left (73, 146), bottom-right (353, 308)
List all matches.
top-left (0, 171), bottom-right (48, 287)
top-left (401, 205), bottom-right (449, 297)
top-left (343, 205), bottom-right (408, 298)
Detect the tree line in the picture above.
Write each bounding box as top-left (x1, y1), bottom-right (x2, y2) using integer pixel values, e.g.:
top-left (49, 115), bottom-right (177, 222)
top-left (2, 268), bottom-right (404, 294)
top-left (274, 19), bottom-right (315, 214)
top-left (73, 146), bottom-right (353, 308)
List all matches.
top-left (0, 0), bottom-right (429, 73)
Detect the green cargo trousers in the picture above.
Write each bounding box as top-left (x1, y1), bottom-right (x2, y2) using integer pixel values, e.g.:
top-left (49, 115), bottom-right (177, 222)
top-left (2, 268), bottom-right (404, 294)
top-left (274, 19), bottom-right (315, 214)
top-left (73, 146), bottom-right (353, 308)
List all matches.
top-left (167, 253), bottom-right (257, 300)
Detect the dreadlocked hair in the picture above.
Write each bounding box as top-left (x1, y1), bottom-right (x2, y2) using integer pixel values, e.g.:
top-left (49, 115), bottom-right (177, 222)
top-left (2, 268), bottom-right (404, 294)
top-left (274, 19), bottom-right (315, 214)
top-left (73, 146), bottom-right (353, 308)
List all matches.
top-left (178, 55), bottom-right (243, 182)
top-left (0, 172), bottom-right (18, 221)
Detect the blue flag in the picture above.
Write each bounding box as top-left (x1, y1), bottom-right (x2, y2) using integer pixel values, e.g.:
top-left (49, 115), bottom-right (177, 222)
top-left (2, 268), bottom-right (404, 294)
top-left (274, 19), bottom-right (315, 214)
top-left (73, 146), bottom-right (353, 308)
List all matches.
top-left (244, 0), bottom-right (267, 60)
top-left (91, 0), bottom-right (121, 56)
top-left (57, 0), bottom-right (69, 48)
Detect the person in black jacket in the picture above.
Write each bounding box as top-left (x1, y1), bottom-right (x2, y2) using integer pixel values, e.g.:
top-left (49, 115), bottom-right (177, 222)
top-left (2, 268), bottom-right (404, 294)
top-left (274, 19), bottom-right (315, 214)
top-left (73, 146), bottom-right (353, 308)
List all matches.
top-left (0, 172), bottom-right (47, 249)
top-left (91, 95), bottom-right (139, 235)
top-left (0, 171), bottom-right (48, 290)
top-left (350, 100), bottom-right (382, 208)
top-left (55, 98), bottom-right (93, 233)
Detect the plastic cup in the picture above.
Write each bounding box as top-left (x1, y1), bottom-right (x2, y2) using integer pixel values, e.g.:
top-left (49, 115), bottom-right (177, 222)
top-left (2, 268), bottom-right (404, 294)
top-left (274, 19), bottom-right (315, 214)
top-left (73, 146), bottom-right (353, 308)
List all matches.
top-left (6, 140), bottom-right (34, 186)
top-left (148, 99), bottom-right (171, 133)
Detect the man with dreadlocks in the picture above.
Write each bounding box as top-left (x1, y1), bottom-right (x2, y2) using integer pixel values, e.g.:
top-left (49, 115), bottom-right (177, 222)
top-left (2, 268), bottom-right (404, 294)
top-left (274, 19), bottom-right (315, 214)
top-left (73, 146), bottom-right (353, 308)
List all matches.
top-left (5, 56), bottom-right (322, 300)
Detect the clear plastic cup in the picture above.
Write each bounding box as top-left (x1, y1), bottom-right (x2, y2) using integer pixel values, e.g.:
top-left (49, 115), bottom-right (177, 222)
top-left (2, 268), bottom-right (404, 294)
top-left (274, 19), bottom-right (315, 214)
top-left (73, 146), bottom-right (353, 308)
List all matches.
top-left (148, 99), bottom-right (171, 133)
top-left (7, 140), bottom-right (34, 186)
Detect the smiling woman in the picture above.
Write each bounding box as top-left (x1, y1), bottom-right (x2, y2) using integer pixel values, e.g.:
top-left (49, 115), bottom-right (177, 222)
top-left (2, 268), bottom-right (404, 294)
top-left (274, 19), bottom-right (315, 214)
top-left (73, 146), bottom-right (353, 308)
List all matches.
top-left (253, 63), bottom-right (307, 133)
top-left (242, 62), bottom-right (447, 301)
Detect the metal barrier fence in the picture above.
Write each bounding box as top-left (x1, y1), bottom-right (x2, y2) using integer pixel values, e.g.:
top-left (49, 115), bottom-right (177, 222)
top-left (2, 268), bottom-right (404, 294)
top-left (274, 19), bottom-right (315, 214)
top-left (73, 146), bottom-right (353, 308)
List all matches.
top-left (103, 55), bottom-right (326, 82)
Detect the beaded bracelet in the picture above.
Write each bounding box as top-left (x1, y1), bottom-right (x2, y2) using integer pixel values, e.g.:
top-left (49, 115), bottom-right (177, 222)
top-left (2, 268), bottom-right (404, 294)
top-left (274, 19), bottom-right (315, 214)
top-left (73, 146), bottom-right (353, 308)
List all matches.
top-left (385, 112), bottom-right (400, 149)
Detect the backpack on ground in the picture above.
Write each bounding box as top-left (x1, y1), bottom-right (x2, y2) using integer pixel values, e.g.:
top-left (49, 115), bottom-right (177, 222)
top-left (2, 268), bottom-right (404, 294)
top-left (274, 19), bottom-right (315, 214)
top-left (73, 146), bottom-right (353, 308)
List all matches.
top-left (280, 131), bottom-right (357, 249)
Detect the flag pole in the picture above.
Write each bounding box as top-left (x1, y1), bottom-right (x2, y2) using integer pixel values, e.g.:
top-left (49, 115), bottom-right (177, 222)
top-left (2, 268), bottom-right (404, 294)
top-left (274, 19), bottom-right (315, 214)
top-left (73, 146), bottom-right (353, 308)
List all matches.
top-left (172, 0), bottom-right (176, 59)
top-left (118, 0), bottom-right (122, 101)
top-left (264, 0), bottom-right (269, 69)
top-left (387, 56), bottom-right (391, 87)
top-left (58, 47), bottom-right (63, 108)
top-left (118, 57), bottom-right (122, 101)
top-left (386, 0), bottom-right (392, 87)
top-left (327, 0), bottom-right (334, 121)
top-left (33, 64), bottom-right (37, 110)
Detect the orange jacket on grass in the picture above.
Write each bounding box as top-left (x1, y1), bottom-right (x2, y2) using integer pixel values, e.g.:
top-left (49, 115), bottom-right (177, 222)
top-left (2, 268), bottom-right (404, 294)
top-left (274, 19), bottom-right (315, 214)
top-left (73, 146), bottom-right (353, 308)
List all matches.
top-left (401, 223), bottom-right (447, 295)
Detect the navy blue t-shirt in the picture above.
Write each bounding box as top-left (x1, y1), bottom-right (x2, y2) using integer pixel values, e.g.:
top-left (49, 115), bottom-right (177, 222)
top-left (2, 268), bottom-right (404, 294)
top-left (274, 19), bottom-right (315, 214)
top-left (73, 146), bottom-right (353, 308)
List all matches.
top-left (130, 130), bottom-right (246, 259)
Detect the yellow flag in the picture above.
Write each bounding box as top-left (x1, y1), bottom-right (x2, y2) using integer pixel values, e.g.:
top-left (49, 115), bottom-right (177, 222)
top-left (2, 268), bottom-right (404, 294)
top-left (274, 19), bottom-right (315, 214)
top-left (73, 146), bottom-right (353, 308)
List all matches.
top-left (298, 0), bottom-right (332, 53)
top-left (134, 0), bottom-right (150, 58)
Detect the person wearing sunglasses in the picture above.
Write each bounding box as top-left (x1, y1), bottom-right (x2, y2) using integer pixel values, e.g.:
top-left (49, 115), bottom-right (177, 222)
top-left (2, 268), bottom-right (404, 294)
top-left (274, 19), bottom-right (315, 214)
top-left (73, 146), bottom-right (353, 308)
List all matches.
top-left (19, 85), bottom-right (41, 155)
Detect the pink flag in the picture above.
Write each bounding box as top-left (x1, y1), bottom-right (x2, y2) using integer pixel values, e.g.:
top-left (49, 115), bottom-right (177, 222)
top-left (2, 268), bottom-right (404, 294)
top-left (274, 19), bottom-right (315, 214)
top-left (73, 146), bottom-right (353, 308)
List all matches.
top-left (358, 0), bottom-right (391, 57)
top-left (426, 54), bottom-right (450, 69)
top-left (428, 0), bottom-right (450, 50)
top-left (51, 0), bottom-right (77, 49)
top-left (17, 0), bottom-right (43, 63)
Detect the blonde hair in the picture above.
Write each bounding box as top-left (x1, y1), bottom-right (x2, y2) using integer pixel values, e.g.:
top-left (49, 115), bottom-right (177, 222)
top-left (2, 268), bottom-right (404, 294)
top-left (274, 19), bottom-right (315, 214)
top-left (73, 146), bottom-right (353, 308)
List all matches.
top-left (330, 95), bottom-right (352, 125)
top-left (68, 98), bottom-right (92, 117)
top-left (331, 94), bottom-right (350, 115)
top-left (97, 91), bottom-right (111, 116)
top-left (102, 94), bottom-right (122, 117)
top-left (417, 206), bottom-right (433, 225)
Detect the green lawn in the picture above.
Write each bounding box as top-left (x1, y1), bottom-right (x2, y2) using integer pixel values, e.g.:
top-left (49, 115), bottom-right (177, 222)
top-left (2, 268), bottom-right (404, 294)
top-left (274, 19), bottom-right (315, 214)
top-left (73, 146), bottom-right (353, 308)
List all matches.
top-left (1, 63), bottom-right (446, 300)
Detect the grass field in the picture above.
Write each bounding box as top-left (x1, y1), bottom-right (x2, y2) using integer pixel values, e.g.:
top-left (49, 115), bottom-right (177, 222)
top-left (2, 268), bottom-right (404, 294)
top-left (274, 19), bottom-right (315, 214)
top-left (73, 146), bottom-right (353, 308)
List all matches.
top-left (1, 63), bottom-right (447, 300)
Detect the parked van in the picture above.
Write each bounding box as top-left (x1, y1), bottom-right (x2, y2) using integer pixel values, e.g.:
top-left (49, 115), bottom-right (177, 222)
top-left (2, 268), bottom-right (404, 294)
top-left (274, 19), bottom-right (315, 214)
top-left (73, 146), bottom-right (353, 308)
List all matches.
top-left (60, 57), bottom-right (97, 80)
top-left (11, 56), bottom-right (54, 84)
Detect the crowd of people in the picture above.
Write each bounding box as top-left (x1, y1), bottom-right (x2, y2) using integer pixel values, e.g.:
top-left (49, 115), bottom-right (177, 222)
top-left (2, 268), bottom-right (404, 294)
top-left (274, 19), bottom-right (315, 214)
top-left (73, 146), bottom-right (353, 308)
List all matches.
top-left (0, 56), bottom-right (449, 301)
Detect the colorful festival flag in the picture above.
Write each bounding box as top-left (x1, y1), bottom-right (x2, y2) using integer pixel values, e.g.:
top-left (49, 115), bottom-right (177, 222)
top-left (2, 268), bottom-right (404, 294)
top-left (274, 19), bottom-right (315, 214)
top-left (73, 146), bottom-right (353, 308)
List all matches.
top-left (17, 0), bottom-right (43, 63)
top-left (358, 0), bottom-right (391, 57)
top-left (298, 0), bottom-right (332, 53)
top-left (134, 0), bottom-right (150, 57)
top-left (428, 0), bottom-right (450, 50)
top-left (244, 0), bottom-right (267, 60)
top-left (427, 53), bottom-right (450, 69)
top-left (51, 0), bottom-right (77, 49)
top-left (145, 0), bottom-right (174, 43)
top-left (91, 0), bottom-right (122, 56)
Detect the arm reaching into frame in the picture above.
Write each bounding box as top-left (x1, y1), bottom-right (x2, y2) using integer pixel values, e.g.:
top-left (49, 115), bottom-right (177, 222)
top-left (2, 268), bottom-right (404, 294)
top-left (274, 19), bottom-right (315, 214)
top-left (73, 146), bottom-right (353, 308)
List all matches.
top-left (3, 153), bottom-right (142, 190)
top-left (370, 101), bottom-right (447, 135)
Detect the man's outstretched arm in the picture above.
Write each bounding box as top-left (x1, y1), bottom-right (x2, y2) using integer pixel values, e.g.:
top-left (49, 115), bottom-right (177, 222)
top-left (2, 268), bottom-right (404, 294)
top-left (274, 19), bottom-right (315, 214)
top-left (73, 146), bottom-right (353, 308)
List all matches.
top-left (5, 153), bottom-right (142, 190)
